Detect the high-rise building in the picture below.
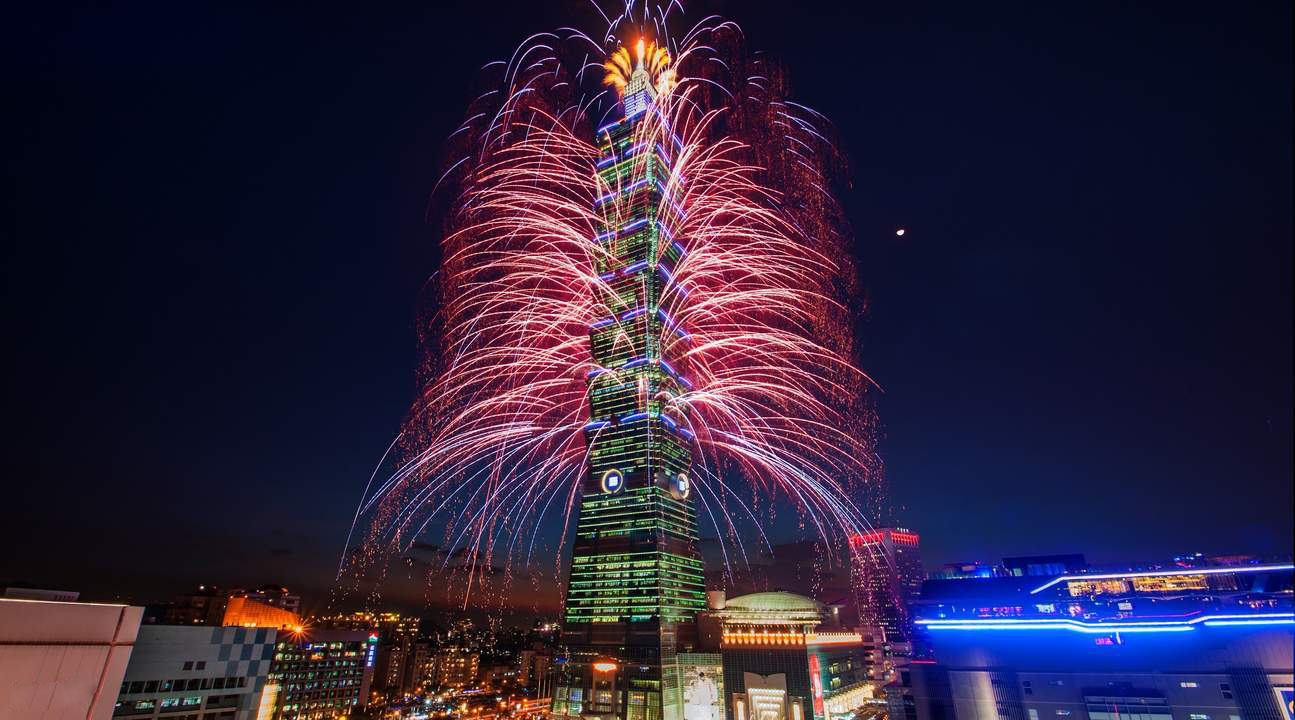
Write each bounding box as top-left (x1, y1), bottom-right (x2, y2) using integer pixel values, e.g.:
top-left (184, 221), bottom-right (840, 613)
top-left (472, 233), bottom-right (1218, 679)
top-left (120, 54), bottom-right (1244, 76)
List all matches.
top-left (553, 40), bottom-right (706, 720)
top-left (848, 529), bottom-right (923, 643)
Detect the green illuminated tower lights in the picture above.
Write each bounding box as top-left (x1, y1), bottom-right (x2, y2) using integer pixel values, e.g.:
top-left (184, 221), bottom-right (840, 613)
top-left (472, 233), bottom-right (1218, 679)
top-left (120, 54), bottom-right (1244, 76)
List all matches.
top-left (553, 42), bottom-right (706, 720)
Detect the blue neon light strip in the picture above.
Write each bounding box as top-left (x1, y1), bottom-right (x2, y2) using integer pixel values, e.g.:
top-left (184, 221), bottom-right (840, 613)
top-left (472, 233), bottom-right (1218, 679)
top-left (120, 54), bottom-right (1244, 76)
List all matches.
top-left (656, 264), bottom-right (691, 299)
top-left (597, 143), bottom-right (656, 175)
top-left (589, 302), bottom-right (687, 340)
top-left (585, 356), bottom-right (692, 388)
top-left (655, 182), bottom-right (686, 217)
top-left (649, 108), bottom-right (685, 150)
top-left (595, 262), bottom-right (650, 289)
top-left (1028, 563), bottom-right (1295, 594)
top-left (1202, 618), bottom-right (1295, 627)
top-left (592, 219), bottom-right (674, 244)
top-left (918, 612), bottom-right (1295, 634)
top-left (613, 410), bottom-right (691, 440)
top-left (655, 308), bottom-right (688, 339)
top-left (595, 178), bottom-right (651, 207)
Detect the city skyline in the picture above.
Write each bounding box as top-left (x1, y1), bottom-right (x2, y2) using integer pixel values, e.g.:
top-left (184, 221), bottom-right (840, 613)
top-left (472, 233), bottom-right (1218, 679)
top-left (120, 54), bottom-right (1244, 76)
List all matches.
top-left (4, 0), bottom-right (1292, 610)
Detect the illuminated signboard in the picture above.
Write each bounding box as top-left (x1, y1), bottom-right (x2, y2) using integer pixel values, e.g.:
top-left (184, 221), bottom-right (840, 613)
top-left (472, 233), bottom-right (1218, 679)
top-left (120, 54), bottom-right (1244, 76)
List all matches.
top-left (1274, 687), bottom-right (1293, 720)
top-left (807, 654), bottom-right (824, 720)
top-left (679, 655), bottom-right (723, 720)
top-left (600, 469), bottom-right (624, 494)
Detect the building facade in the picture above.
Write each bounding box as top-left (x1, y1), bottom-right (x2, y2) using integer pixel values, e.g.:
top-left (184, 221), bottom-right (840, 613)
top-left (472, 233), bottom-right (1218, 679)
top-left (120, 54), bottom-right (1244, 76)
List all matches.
top-left (265, 628), bottom-right (374, 720)
top-left (114, 625), bottom-right (276, 720)
top-left (221, 597), bottom-right (301, 631)
top-left (0, 597), bottom-right (141, 720)
top-left (696, 592), bottom-right (875, 720)
top-left (894, 562), bottom-right (1295, 720)
top-left (849, 529), bottom-right (924, 643)
top-left (230, 586), bottom-right (300, 616)
top-left (433, 648), bottom-right (481, 689)
top-left (553, 39), bottom-right (705, 720)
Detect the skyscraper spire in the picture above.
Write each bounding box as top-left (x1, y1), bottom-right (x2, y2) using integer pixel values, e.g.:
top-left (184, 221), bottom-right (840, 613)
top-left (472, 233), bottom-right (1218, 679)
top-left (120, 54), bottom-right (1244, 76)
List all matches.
top-left (554, 38), bottom-right (703, 720)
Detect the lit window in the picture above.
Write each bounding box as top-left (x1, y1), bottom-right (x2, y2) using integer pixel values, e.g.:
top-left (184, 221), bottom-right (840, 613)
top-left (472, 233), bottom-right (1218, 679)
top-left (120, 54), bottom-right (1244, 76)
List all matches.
top-left (1181, 682), bottom-right (1199, 688)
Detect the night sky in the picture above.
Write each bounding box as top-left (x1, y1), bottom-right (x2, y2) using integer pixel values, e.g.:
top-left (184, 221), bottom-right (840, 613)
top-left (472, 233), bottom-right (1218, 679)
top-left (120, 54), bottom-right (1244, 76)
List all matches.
top-left (4, 1), bottom-right (1291, 611)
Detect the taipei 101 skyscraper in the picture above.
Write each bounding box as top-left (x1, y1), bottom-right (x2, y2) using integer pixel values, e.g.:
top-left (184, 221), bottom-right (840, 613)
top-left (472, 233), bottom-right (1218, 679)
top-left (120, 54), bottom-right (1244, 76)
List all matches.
top-left (552, 39), bottom-right (707, 720)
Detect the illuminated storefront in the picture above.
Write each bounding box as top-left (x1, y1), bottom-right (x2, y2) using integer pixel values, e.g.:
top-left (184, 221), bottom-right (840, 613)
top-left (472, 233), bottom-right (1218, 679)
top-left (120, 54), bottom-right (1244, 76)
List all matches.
top-left (698, 592), bottom-right (873, 720)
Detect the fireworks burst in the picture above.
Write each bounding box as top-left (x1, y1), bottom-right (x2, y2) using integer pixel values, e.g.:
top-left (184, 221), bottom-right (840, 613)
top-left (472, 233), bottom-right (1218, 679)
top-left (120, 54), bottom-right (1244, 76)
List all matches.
top-left (341, 4), bottom-right (882, 608)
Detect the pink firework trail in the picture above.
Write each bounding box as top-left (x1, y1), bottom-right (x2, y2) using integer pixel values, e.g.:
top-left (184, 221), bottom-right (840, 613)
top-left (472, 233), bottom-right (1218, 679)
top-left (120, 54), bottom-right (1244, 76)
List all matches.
top-left (343, 8), bottom-right (882, 605)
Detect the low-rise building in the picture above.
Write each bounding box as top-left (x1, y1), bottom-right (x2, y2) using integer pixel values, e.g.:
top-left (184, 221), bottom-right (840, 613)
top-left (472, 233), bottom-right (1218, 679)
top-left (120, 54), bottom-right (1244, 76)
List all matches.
top-left (697, 591), bottom-right (876, 720)
top-left (114, 625), bottom-right (277, 720)
top-left (0, 597), bottom-right (141, 720)
top-left (433, 648), bottom-right (481, 689)
top-left (221, 597), bottom-right (301, 631)
top-left (266, 628), bottom-right (374, 719)
top-left (893, 561), bottom-right (1295, 720)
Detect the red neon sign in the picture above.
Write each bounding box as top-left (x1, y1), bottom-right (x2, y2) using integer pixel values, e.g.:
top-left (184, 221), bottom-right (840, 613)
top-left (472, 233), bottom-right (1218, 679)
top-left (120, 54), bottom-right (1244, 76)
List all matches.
top-left (849, 531), bottom-right (920, 547)
top-left (808, 654), bottom-right (824, 719)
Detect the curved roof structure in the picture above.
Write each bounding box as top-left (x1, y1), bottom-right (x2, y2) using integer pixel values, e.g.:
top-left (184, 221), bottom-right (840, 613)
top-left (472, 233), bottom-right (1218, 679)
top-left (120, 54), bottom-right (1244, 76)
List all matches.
top-left (717, 591), bottom-right (826, 626)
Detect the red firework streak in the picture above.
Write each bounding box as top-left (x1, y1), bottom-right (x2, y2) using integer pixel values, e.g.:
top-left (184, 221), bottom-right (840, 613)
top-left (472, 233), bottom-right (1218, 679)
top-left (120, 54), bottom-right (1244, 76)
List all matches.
top-left (343, 7), bottom-right (883, 602)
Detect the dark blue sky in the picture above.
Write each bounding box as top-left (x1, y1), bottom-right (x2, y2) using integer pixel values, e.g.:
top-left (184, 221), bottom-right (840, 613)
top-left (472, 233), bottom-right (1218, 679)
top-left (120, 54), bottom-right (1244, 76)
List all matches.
top-left (3, 0), bottom-right (1290, 610)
